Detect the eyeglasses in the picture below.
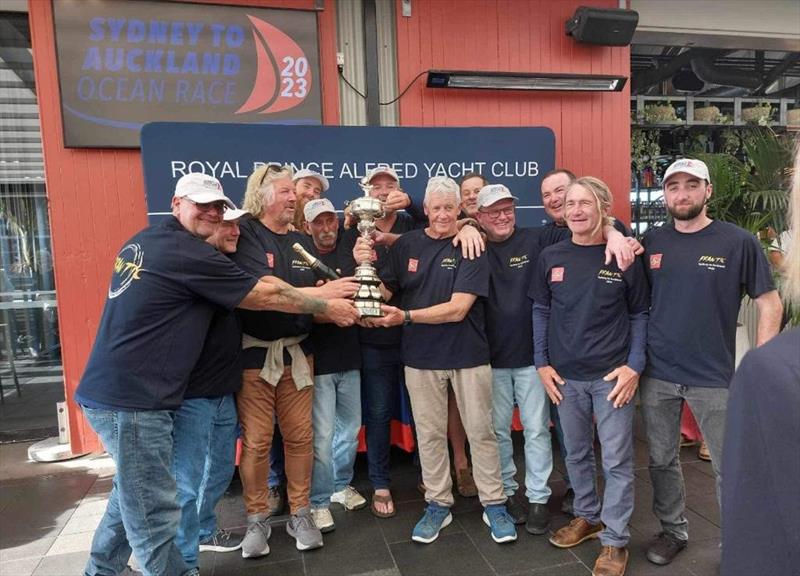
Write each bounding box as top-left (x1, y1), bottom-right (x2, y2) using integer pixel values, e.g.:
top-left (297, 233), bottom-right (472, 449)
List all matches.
top-left (259, 162), bottom-right (291, 187)
top-left (480, 206), bottom-right (514, 220)
top-left (183, 198), bottom-right (228, 214)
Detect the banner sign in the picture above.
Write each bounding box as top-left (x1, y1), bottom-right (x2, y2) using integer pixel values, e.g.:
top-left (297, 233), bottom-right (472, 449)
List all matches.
top-left (52, 0), bottom-right (321, 148)
top-left (141, 123), bottom-right (556, 229)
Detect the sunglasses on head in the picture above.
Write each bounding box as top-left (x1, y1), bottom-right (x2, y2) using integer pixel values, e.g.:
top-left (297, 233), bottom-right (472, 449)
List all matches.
top-left (259, 162), bottom-right (291, 187)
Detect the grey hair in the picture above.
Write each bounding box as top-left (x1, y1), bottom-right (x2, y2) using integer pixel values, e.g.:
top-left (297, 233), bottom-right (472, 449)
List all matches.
top-left (242, 164), bottom-right (294, 217)
top-left (424, 176), bottom-right (461, 206)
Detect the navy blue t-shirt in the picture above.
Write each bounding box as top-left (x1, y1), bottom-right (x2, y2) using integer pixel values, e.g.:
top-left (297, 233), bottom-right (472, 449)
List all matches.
top-left (643, 220), bottom-right (775, 388)
top-left (231, 216), bottom-right (317, 369)
top-left (184, 308), bottom-right (243, 399)
top-left (75, 217), bottom-right (257, 410)
top-left (311, 229), bottom-right (361, 375)
top-left (485, 227), bottom-right (543, 368)
top-left (358, 211), bottom-right (417, 349)
top-left (381, 229), bottom-right (490, 370)
top-left (531, 241), bottom-right (650, 380)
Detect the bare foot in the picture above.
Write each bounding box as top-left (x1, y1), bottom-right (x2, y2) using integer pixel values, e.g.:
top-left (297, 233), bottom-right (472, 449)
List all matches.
top-left (373, 488), bottom-right (395, 516)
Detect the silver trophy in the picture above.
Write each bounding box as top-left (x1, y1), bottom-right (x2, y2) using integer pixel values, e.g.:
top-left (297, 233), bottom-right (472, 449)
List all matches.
top-left (349, 181), bottom-right (386, 317)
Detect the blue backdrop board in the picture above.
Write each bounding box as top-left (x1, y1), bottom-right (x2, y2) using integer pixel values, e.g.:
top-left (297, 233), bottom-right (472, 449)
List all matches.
top-left (140, 123), bottom-right (555, 228)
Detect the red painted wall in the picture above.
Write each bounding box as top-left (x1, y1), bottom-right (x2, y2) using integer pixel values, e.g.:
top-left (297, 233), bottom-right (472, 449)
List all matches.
top-left (394, 0), bottom-right (631, 223)
top-left (28, 0), bottom-right (341, 453)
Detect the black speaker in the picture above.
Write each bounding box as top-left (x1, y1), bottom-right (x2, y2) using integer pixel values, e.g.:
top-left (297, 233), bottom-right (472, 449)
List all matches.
top-left (565, 6), bottom-right (639, 47)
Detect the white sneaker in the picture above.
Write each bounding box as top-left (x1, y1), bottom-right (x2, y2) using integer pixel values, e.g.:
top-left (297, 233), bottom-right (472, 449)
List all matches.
top-left (331, 486), bottom-right (367, 511)
top-left (311, 507), bottom-right (336, 533)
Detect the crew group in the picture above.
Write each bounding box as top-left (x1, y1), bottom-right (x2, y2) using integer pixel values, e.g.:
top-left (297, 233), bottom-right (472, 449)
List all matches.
top-left (74, 158), bottom-right (782, 576)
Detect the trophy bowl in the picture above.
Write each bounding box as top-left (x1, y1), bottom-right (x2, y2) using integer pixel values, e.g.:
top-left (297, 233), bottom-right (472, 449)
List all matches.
top-left (349, 195), bottom-right (385, 317)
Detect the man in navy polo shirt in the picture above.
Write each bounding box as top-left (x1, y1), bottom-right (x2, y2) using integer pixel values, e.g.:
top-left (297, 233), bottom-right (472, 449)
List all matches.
top-left (473, 184), bottom-right (554, 535)
top-left (357, 176), bottom-right (516, 545)
top-left (640, 158), bottom-right (783, 566)
top-left (172, 207), bottom-right (250, 570)
top-left (75, 174), bottom-right (358, 576)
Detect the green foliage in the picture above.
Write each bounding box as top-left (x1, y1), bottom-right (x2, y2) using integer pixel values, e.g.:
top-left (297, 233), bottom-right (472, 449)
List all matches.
top-left (695, 127), bottom-right (792, 240)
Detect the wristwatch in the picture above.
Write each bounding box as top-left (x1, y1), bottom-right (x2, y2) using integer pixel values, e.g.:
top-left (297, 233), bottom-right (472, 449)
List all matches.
top-left (403, 309), bottom-right (413, 325)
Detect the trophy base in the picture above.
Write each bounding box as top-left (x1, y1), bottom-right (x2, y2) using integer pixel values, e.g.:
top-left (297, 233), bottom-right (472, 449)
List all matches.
top-left (355, 300), bottom-right (384, 317)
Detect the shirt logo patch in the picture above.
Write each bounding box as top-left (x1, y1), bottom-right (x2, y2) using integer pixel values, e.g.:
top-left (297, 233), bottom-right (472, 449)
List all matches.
top-left (650, 253), bottom-right (663, 269)
top-left (266, 252), bottom-right (274, 268)
top-left (551, 267), bottom-right (564, 282)
top-left (109, 243), bottom-right (145, 299)
top-left (440, 257), bottom-right (457, 270)
top-left (408, 258), bottom-right (418, 272)
top-left (508, 255), bottom-right (529, 269)
top-left (597, 269), bottom-right (623, 284)
top-left (698, 255), bottom-right (726, 270)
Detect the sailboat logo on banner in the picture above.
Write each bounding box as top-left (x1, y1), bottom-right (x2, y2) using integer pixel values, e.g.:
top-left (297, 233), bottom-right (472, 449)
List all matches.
top-left (237, 16), bottom-right (313, 115)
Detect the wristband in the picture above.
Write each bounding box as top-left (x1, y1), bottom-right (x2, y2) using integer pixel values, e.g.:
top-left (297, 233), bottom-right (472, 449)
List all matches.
top-left (403, 309), bottom-right (413, 325)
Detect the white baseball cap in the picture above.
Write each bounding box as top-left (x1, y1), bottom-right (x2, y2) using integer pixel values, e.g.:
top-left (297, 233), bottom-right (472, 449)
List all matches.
top-left (304, 198), bottom-right (337, 223)
top-left (662, 158), bottom-right (711, 185)
top-left (223, 208), bottom-right (248, 221)
top-left (174, 173), bottom-right (236, 209)
top-left (477, 184), bottom-right (518, 209)
top-left (293, 169), bottom-right (330, 192)
top-left (364, 166), bottom-right (400, 183)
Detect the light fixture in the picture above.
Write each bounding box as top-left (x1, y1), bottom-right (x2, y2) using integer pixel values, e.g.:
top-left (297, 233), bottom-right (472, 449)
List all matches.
top-left (426, 70), bottom-right (627, 92)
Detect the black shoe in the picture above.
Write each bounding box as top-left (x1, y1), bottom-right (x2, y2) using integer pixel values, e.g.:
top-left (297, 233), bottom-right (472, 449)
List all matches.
top-left (646, 532), bottom-right (688, 565)
top-left (266, 485), bottom-right (286, 517)
top-left (505, 495), bottom-right (527, 525)
top-left (525, 503), bottom-right (551, 535)
top-left (560, 488), bottom-right (575, 516)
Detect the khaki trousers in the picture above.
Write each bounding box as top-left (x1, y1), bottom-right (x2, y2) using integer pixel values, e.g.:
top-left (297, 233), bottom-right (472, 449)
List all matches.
top-left (236, 363), bottom-right (313, 516)
top-left (405, 364), bottom-right (505, 507)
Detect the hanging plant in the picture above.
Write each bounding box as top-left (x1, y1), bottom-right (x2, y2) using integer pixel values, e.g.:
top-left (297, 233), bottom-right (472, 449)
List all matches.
top-left (631, 129), bottom-right (660, 176)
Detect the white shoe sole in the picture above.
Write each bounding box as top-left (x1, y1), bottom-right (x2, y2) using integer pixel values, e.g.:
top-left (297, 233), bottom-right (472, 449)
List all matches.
top-left (482, 512), bottom-right (518, 543)
top-left (241, 543), bottom-right (270, 559)
top-left (411, 513), bottom-right (453, 544)
top-left (200, 543), bottom-right (243, 553)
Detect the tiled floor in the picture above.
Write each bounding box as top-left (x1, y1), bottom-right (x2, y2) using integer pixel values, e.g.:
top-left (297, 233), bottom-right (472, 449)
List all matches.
top-left (0, 412), bottom-right (721, 575)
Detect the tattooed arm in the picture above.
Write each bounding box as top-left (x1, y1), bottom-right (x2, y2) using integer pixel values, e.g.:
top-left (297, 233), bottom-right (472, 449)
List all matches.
top-left (238, 276), bottom-right (359, 326)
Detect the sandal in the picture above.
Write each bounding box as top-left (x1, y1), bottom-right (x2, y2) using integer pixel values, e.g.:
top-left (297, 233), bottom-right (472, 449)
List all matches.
top-left (371, 491), bottom-right (397, 519)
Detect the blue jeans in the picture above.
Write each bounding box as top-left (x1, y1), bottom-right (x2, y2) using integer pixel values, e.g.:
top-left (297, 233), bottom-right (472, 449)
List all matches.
top-left (361, 345), bottom-right (402, 489)
top-left (557, 377), bottom-right (635, 548)
top-left (640, 376), bottom-right (727, 541)
top-left (550, 402), bottom-right (571, 489)
top-left (173, 395), bottom-right (238, 568)
top-left (83, 407), bottom-right (196, 576)
top-left (311, 370), bottom-right (362, 507)
top-left (491, 366), bottom-right (552, 503)
top-left (268, 422), bottom-right (285, 488)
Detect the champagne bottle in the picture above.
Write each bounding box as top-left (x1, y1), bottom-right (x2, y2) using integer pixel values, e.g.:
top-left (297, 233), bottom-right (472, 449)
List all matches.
top-left (292, 243), bottom-right (340, 281)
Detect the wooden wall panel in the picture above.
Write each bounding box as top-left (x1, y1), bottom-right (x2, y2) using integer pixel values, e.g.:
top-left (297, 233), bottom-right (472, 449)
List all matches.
top-left (394, 0), bottom-right (631, 221)
top-left (28, 0), bottom-right (340, 453)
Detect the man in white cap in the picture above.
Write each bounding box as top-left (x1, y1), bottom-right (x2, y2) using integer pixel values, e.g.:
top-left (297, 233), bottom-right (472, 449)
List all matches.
top-left (640, 158), bottom-right (782, 566)
top-left (75, 174), bottom-right (358, 576)
top-left (301, 198), bottom-right (367, 532)
top-left (474, 184), bottom-right (553, 535)
top-left (292, 168), bottom-right (330, 230)
top-left (172, 208), bottom-right (251, 570)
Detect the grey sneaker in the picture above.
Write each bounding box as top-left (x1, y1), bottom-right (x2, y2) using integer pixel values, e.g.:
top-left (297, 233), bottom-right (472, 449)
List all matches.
top-left (199, 529), bottom-right (243, 552)
top-left (287, 506), bottom-right (324, 551)
top-left (241, 516), bottom-right (271, 559)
